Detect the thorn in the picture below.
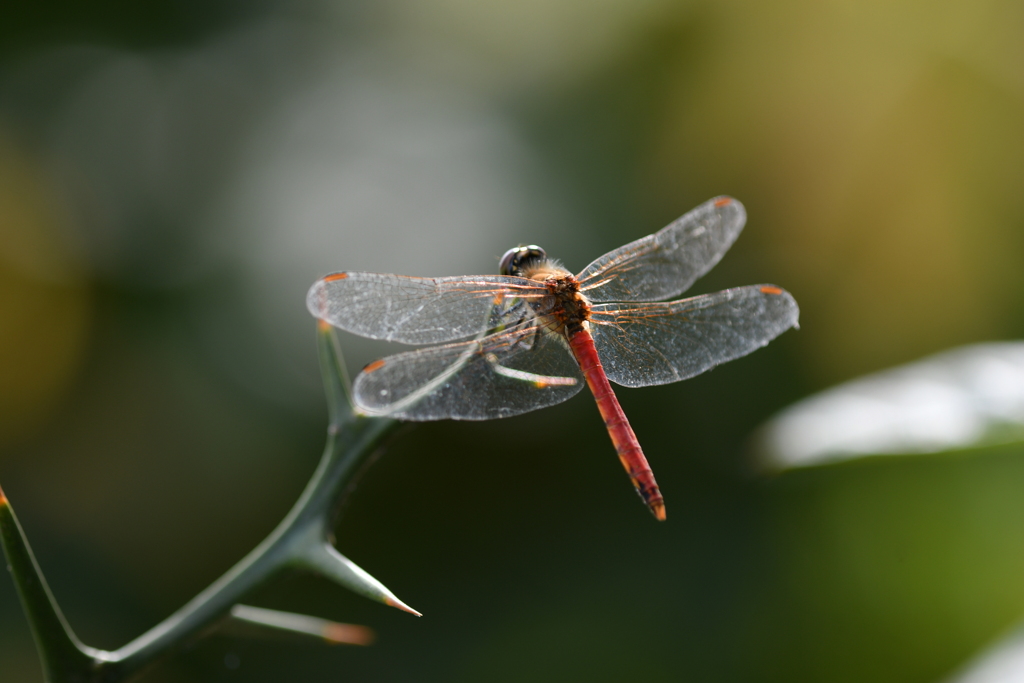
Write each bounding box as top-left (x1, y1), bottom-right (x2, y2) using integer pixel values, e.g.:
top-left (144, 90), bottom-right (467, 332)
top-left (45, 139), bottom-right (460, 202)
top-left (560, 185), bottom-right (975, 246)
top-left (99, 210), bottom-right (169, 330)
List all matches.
top-left (385, 597), bottom-right (423, 617)
top-left (322, 623), bottom-right (376, 646)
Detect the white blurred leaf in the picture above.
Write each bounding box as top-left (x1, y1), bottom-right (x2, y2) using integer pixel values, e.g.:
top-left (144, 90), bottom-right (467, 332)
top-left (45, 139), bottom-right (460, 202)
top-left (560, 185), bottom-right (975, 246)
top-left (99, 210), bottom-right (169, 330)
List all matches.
top-left (759, 342), bottom-right (1024, 469)
top-left (941, 623), bottom-right (1024, 683)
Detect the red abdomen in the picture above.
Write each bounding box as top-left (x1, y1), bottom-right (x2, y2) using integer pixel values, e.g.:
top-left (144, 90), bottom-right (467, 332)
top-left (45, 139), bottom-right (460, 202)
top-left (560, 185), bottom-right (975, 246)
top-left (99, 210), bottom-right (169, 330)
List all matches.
top-left (567, 326), bottom-right (666, 520)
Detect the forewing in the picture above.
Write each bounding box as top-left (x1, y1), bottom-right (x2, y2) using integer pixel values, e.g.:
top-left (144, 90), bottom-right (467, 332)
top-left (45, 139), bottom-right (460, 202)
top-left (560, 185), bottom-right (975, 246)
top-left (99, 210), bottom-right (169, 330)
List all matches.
top-left (353, 325), bottom-right (584, 420)
top-left (577, 196), bottom-right (746, 303)
top-left (589, 284), bottom-right (799, 387)
top-left (307, 272), bottom-right (543, 344)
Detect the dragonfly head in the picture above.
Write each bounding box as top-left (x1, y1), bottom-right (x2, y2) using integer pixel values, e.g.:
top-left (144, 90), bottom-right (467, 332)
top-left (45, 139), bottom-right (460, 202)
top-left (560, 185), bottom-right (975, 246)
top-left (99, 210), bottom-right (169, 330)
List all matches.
top-left (499, 245), bottom-right (547, 277)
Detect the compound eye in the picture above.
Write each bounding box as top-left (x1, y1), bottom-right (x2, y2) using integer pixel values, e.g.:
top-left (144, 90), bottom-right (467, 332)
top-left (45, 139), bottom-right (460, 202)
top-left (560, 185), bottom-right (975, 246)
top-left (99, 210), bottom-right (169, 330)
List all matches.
top-left (499, 245), bottom-right (547, 276)
top-left (498, 247), bottom-right (521, 275)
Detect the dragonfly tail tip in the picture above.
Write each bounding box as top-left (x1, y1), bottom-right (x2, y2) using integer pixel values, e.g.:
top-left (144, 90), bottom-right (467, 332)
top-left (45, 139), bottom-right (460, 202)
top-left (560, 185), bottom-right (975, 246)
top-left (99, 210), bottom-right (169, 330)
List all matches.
top-left (651, 503), bottom-right (666, 521)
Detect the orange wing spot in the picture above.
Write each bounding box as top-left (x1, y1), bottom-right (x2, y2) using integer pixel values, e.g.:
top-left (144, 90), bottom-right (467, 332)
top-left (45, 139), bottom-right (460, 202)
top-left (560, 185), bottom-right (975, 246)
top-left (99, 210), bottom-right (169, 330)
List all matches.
top-left (760, 286), bottom-right (783, 295)
top-left (317, 319), bottom-right (333, 332)
top-left (323, 272), bottom-right (349, 282)
top-left (0, 482), bottom-right (7, 505)
top-left (714, 197), bottom-right (732, 208)
top-left (363, 359), bottom-right (386, 373)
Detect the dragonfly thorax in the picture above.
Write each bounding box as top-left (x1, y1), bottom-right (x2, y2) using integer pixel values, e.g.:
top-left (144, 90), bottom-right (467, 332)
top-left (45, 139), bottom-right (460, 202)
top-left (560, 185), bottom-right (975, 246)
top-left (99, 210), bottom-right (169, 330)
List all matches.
top-left (531, 273), bottom-right (591, 337)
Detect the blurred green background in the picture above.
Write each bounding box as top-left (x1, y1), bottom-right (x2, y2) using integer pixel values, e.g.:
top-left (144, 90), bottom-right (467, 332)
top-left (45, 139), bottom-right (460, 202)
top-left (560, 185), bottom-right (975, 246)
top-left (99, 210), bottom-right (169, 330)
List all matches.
top-left (2, 1), bottom-right (1024, 681)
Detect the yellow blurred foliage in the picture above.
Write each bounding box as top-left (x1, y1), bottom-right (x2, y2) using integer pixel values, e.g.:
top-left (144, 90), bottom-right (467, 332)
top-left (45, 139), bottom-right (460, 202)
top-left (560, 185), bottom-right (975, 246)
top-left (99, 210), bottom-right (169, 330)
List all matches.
top-left (0, 130), bottom-right (92, 447)
top-left (647, 0), bottom-right (1024, 385)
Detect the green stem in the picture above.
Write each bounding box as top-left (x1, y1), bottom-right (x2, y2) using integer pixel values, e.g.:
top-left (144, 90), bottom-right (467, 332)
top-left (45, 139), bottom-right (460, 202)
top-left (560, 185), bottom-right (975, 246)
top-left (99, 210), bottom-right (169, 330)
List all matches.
top-left (99, 412), bottom-right (399, 682)
top-left (0, 325), bottom-right (404, 683)
top-left (0, 485), bottom-right (99, 682)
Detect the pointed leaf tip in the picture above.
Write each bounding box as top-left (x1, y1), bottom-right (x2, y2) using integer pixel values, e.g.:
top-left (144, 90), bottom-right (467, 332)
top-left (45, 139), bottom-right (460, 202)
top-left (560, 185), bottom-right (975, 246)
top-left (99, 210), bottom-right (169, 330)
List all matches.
top-left (385, 597), bottom-right (423, 617)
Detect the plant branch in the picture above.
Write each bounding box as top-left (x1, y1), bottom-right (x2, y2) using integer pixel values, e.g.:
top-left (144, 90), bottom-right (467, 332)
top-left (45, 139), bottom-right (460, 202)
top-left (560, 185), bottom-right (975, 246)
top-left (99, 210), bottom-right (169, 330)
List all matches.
top-left (0, 324), bottom-right (408, 683)
top-left (0, 482), bottom-right (100, 682)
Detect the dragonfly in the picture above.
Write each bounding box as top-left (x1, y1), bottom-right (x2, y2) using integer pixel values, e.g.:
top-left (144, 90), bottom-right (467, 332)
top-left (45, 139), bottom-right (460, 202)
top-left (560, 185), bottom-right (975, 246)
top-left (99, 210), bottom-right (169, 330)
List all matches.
top-left (307, 196), bottom-right (799, 520)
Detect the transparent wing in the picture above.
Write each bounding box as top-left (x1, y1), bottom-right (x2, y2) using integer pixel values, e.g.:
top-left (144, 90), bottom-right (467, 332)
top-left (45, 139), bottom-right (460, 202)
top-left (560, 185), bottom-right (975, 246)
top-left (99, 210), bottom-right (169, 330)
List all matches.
top-left (353, 324), bottom-right (585, 420)
top-left (577, 196), bottom-right (747, 303)
top-left (589, 284), bottom-right (799, 387)
top-left (306, 272), bottom-right (545, 344)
